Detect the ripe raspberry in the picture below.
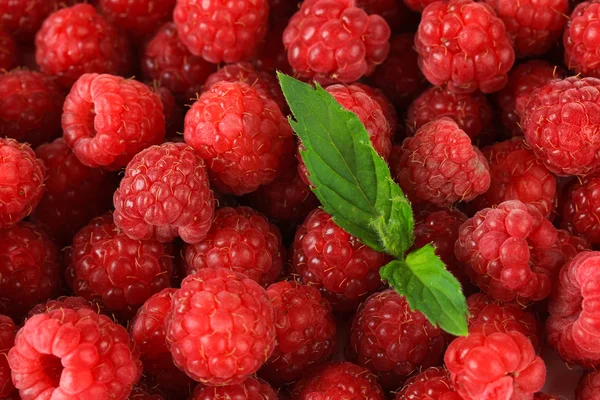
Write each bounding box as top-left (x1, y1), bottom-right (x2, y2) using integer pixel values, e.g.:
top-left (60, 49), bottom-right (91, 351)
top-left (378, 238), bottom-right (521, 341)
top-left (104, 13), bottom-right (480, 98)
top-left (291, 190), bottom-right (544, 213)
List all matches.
top-left (141, 23), bottom-right (216, 100)
top-left (292, 209), bottom-right (388, 312)
top-left (113, 142), bottom-right (215, 244)
top-left (184, 81), bottom-right (295, 195)
top-left (406, 86), bottom-right (494, 140)
top-left (28, 296), bottom-right (95, 318)
top-left (415, 0), bottom-right (515, 94)
top-left (98, 0), bottom-right (175, 40)
top-left (165, 268), bottom-right (276, 385)
top-left (354, 82), bottom-right (398, 136)
top-left (557, 228), bottom-right (590, 262)
top-left (292, 362), bottom-right (384, 400)
top-left (173, 0), bottom-right (268, 63)
top-left (0, 31), bottom-right (17, 71)
top-left (0, 138), bottom-right (45, 227)
top-left (253, 20), bottom-right (293, 75)
top-left (402, 0), bottom-right (437, 12)
top-left (577, 371), bottom-right (600, 400)
top-left (444, 331), bottom-right (546, 400)
top-left (395, 367), bottom-right (461, 400)
top-left (65, 213), bottom-right (174, 318)
top-left (8, 308), bottom-right (142, 399)
top-left (62, 73), bottom-right (165, 170)
top-left (348, 289), bottom-right (446, 389)
top-left (564, 1), bottom-right (600, 77)
top-left (190, 377), bottom-right (277, 400)
top-left (391, 118), bottom-right (490, 206)
top-left (0, 0), bottom-right (59, 41)
top-left (560, 173), bottom-right (600, 245)
top-left (283, 0), bottom-right (391, 84)
top-left (35, 4), bottom-right (131, 88)
top-left (521, 77), bottom-right (600, 176)
top-left (495, 60), bottom-right (565, 137)
top-left (0, 316), bottom-right (16, 398)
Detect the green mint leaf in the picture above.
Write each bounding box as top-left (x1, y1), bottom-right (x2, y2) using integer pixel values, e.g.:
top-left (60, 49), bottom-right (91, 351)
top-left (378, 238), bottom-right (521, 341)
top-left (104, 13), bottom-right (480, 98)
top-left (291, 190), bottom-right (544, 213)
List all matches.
top-left (277, 72), bottom-right (413, 257)
top-left (380, 244), bottom-right (469, 336)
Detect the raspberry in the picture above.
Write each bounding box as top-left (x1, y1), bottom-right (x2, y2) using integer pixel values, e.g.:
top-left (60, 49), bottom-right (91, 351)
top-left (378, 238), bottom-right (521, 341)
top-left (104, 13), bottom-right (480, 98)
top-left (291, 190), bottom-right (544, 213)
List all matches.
top-left (35, 4), bottom-right (131, 88)
top-left (406, 86), bottom-right (494, 140)
top-left (348, 289), bottom-right (446, 389)
top-left (0, 0), bottom-right (59, 42)
top-left (65, 213), bottom-right (174, 318)
top-left (391, 118), bottom-right (491, 206)
top-left (577, 371), bottom-right (600, 400)
top-left (0, 31), bottom-right (17, 71)
top-left (28, 296), bottom-right (95, 318)
top-left (354, 82), bottom-right (398, 136)
top-left (402, 0), bottom-right (437, 12)
top-left (282, 0), bottom-right (391, 84)
top-left (173, 0), bottom-right (268, 63)
top-left (456, 200), bottom-right (565, 303)
top-left (62, 73), bottom-right (165, 170)
top-left (0, 316), bottom-right (16, 398)
top-left (564, 1), bottom-right (600, 77)
top-left (292, 362), bottom-right (384, 400)
top-left (0, 138), bottom-right (46, 223)
top-left (141, 23), bottom-right (216, 101)
top-left (190, 377), bottom-right (277, 400)
top-left (184, 81), bottom-right (295, 195)
top-left (98, 0), bottom-right (175, 40)
top-left (521, 77), bottom-right (600, 176)
top-left (444, 331), bottom-right (546, 400)
top-left (483, 0), bottom-right (568, 58)
top-left (495, 60), bottom-right (565, 137)
top-left (113, 142), bottom-right (215, 244)
top-left (292, 209), bottom-right (388, 312)
top-left (166, 268), bottom-right (276, 385)
top-left (253, 20), bottom-right (293, 75)
top-left (560, 173), bottom-right (600, 244)
top-left (415, 0), bottom-right (515, 94)
top-left (260, 280), bottom-right (336, 383)
top-left (8, 308), bottom-right (142, 399)
top-left (472, 138), bottom-right (558, 218)
top-left (394, 367), bottom-right (461, 400)
top-left (557, 228), bottom-right (590, 262)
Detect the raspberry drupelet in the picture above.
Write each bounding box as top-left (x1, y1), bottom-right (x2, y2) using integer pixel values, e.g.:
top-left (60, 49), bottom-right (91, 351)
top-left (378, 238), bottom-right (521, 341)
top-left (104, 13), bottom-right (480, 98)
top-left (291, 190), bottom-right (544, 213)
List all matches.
top-left (0, 316), bottom-right (16, 398)
top-left (557, 228), bottom-right (590, 263)
top-left (0, 0), bottom-right (59, 42)
top-left (35, 4), bottom-right (131, 88)
top-left (28, 296), bottom-right (94, 318)
top-left (62, 73), bottom-right (165, 171)
top-left (564, 1), bottom-right (600, 77)
top-left (283, 0), bottom-right (391, 85)
top-left (191, 376), bottom-right (278, 400)
top-left (577, 371), bottom-right (600, 400)
top-left (184, 81), bottom-right (295, 196)
top-left (292, 209), bottom-right (388, 312)
top-left (348, 289), bottom-right (446, 389)
top-left (0, 31), bottom-right (17, 71)
top-left (8, 308), bottom-right (142, 400)
top-left (415, 0), bottom-right (515, 94)
top-left (113, 142), bottom-right (215, 244)
top-left (394, 367), bottom-right (461, 400)
top-left (560, 173), bottom-right (600, 245)
top-left (166, 268), bottom-right (276, 385)
top-left (98, 0), bottom-right (176, 41)
top-left (354, 83), bottom-right (398, 136)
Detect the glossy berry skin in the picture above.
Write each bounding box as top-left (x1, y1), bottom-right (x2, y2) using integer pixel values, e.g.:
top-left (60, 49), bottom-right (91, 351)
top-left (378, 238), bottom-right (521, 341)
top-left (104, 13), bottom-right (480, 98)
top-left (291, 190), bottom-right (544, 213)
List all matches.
top-left (292, 209), bottom-right (388, 312)
top-left (65, 213), bottom-right (174, 318)
top-left (166, 268), bottom-right (276, 385)
top-left (455, 200), bottom-right (564, 303)
top-left (8, 308), bottom-right (142, 400)
top-left (260, 281), bottom-right (337, 383)
top-left (35, 4), bottom-right (130, 88)
top-left (0, 0), bottom-right (59, 41)
top-left (191, 376), bottom-right (277, 400)
top-left (565, 1), bottom-right (600, 78)
top-left (349, 290), bottom-right (446, 389)
top-left (283, 0), bottom-right (391, 85)
top-left (395, 367), bottom-right (461, 400)
top-left (173, 0), bottom-right (268, 64)
top-left (28, 296), bottom-right (94, 318)
top-left (184, 81), bottom-right (295, 195)
top-left (113, 142), bottom-right (215, 244)
top-left (98, 0), bottom-right (176, 40)
top-left (415, 0), bottom-right (515, 94)
top-left (0, 31), bottom-right (17, 71)
top-left (577, 371), bottom-right (600, 400)
top-left (62, 73), bottom-right (165, 171)
top-left (392, 118), bottom-right (490, 206)
top-left (0, 316), bottom-right (16, 398)
top-left (292, 362), bottom-right (384, 400)
top-left (560, 173), bottom-right (600, 245)
top-left (444, 331), bottom-right (546, 400)
top-left (0, 138), bottom-right (46, 227)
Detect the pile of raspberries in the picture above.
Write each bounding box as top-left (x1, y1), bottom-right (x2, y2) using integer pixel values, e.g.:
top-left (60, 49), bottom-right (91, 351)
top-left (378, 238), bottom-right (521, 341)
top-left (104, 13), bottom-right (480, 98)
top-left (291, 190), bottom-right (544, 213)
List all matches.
top-left (2, 0), bottom-right (600, 398)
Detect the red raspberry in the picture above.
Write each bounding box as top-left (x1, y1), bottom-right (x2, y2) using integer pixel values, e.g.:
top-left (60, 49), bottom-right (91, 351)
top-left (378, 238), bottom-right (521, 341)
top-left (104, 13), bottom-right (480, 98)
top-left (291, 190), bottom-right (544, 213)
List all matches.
top-left (406, 86), bottom-right (494, 140)
top-left (98, 0), bottom-right (175, 40)
top-left (65, 213), bottom-right (174, 318)
top-left (292, 209), bottom-right (388, 312)
top-left (354, 82), bottom-right (398, 136)
top-left (391, 118), bottom-right (490, 206)
top-left (253, 20), bottom-right (293, 75)
top-left (415, 0), bottom-right (515, 94)
top-left (495, 60), bottom-right (565, 137)
top-left (190, 377), bottom-right (277, 400)
top-left (0, 0), bottom-right (59, 41)
top-left (521, 77), bottom-right (600, 176)
top-left (113, 142), bottom-right (215, 244)
top-left (35, 4), bottom-right (131, 88)
top-left (577, 371), bottom-right (600, 400)
top-left (260, 281), bottom-right (336, 383)
top-left (184, 81), bottom-right (295, 195)
top-left (395, 367), bottom-right (461, 400)
top-left (28, 296), bottom-right (95, 318)
top-left (557, 228), bottom-right (590, 262)
top-left (282, 0), bottom-right (391, 84)
top-left (8, 308), bottom-right (142, 399)
top-left (141, 23), bottom-right (216, 101)
top-left (0, 31), bottom-right (17, 71)
top-left (560, 173), bottom-right (600, 244)
top-left (173, 0), bottom-right (268, 64)
top-left (444, 331), bottom-right (546, 400)
top-left (348, 289), bottom-right (446, 389)
top-left (165, 268), bottom-right (276, 385)
top-left (292, 362), bottom-right (384, 400)
top-left (0, 316), bottom-right (16, 398)
top-left (402, 0), bottom-right (437, 12)
top-left (62, 73), bottom-right (165, 170)
top-left (564, 1), bottom-right (600, 77)
top-left (455, 200), bottom-right (564, 303)
top-left (483, 0), bottom-right (568, 58)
